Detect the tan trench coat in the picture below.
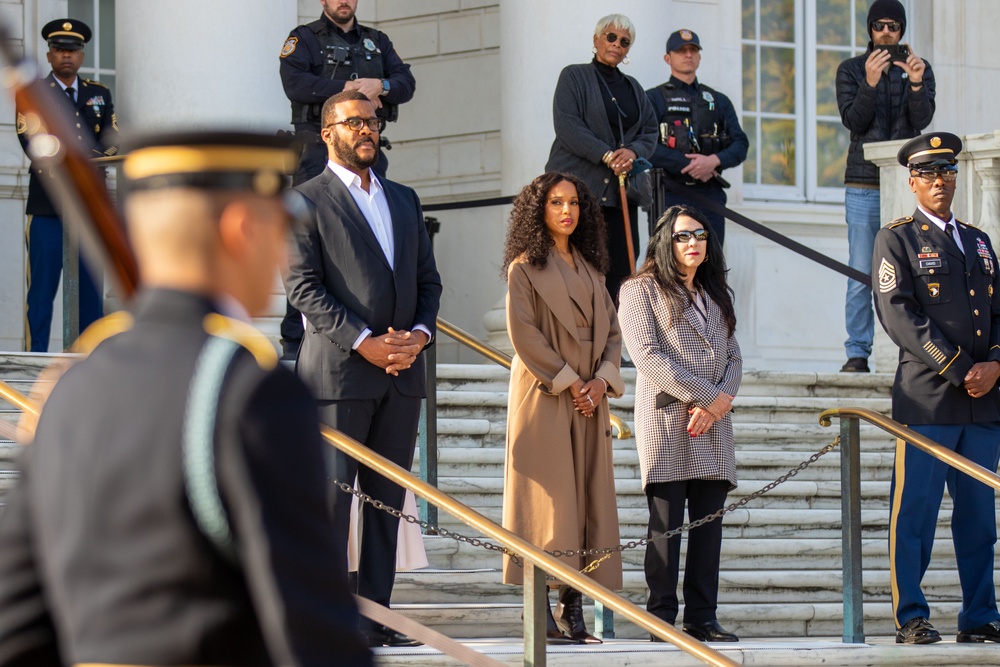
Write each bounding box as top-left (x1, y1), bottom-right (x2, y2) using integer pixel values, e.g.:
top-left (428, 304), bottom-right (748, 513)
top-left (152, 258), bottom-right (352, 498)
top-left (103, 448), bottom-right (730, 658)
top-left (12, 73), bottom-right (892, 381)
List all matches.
top-left (501, 249), bottom-right (625, 590)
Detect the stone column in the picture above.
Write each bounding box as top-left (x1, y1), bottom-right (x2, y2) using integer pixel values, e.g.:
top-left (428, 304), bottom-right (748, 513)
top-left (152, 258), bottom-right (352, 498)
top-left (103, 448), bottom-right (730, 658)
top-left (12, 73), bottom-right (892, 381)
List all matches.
top-left (115, 0), bottom-right (296, 133)
top-left (964, 131), bottom-right (1000, 243)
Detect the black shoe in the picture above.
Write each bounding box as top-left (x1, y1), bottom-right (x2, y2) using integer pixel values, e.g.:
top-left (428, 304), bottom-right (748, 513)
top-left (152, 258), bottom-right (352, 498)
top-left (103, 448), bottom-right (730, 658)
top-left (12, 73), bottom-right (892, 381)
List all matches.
top-left (554, 585), bottom-right (602, 644)
top-left (895, 617), bottom-right (941, 644)
top-left (367, 625), bottom-right (422, 648)
top-left (840, 357), bottom-right (870, 373)
top-left (682, 620), bottom-right (739, 642)
top-left (520, 602), bottom-right (582, 645)
top-left (957, 620), bottom-right (1000, 643)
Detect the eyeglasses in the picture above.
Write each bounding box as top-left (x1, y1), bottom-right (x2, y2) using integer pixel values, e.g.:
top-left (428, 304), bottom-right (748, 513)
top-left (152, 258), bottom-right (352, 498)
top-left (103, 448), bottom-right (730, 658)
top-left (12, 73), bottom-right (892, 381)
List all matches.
top-left (672, 229), bottom-right (709, 243)
top-left (911, 169), bottom-right (958, 184)
top-left (871, 20), bottom-right (902, 32)
top-left (326, 116), bottom-right (386, 133)
top-left (602, 32), bottom-right (632, 49)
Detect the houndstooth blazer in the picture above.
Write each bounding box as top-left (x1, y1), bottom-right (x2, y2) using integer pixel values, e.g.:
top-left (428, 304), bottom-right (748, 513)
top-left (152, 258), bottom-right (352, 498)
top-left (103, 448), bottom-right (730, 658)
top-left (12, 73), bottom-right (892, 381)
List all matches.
top-left (618, 275), bottom-right (742, 490)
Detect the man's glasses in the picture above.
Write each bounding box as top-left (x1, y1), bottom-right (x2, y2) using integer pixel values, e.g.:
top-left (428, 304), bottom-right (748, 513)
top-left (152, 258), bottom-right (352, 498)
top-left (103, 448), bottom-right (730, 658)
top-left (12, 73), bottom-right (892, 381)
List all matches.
top-left (871, 21), bottom-right (902, 32)
top-left (326, 117), bottom-right (386, 133)
top-left (672, 229), bottom-right (710, 243)
top-left (602, 32), bottom-right (632, 49)
top-left (911, 169), bottom-right (958, 184)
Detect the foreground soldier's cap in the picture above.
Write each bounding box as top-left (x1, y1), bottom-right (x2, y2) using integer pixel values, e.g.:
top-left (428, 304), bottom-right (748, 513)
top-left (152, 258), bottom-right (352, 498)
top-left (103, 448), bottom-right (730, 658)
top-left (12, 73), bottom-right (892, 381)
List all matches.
top-left (122, 132), bottom-right (300, 197)
top-left (666, 29), bottom-right (701, 53)
top-left (897, 132), bottom-right (963, 169)
top-left (42, 18), bottom-right (91, 50)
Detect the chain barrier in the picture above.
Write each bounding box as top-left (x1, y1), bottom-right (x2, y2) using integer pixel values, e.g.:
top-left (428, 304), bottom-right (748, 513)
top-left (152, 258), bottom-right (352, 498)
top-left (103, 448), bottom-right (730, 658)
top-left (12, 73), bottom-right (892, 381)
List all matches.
top-left (334, 435), bottom-right (840, 573)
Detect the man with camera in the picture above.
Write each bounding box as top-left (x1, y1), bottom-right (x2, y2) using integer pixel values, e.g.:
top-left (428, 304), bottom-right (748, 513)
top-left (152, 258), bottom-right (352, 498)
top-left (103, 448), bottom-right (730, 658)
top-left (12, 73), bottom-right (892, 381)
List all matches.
top-left (278, 0), bottom-right (416, 358)
top-left (645, 29), bottom-right (748, 246)
top-left (836, 0), bottom-right (935, 373)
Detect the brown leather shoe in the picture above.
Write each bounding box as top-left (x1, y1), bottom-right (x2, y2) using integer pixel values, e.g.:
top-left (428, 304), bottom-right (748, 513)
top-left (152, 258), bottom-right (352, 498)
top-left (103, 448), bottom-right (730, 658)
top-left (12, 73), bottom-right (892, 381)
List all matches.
top-left (554, 585), bottom-right (602, 644)
top-left (840, 357), bottom-right (870, 372)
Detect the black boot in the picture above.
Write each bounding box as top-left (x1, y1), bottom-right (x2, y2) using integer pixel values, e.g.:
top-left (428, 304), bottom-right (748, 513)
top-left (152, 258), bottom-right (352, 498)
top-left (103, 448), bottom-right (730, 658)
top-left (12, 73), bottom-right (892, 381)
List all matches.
top-left (554, 585), bottom-right (602, 644)
top-left (522, 599), bottom-right (580, 645)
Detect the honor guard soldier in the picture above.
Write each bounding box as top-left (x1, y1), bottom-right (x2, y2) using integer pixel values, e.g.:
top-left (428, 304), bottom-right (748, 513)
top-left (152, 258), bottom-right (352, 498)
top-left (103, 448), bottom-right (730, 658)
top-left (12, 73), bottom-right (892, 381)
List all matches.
top-left (278, 0), bottom-right (416, 358)
top-left (873, 132), bottom-right (1000, 645)
top-left (0, 132), bottom-right (372, 666)
top-left (645, 29), bottom-right (748, 246)
top-left (17, 18), bottom-right (119, 352)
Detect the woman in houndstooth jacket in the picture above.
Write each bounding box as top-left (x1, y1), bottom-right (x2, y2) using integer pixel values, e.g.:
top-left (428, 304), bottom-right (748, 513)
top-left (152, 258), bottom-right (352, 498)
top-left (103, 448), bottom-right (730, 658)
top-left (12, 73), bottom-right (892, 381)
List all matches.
top-left (618, 204), bottom-right (742, 643)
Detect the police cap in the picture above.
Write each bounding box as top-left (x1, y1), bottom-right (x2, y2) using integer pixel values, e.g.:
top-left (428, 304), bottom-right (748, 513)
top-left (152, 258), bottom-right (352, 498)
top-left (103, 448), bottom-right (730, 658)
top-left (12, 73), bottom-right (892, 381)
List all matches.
top-left (666, 29), bottom-right (701, 53)
top-left (42, 18), bottom-right (91, 51)
top-left (122, 132), bottom-right (299, 197)
top-left (896, 132), bottom-right (963, 169)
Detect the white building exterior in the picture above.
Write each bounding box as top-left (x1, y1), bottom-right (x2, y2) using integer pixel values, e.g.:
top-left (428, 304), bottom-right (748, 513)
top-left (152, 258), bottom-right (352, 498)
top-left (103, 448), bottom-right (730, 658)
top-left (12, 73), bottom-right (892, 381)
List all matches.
top-left (1, 0), bottom-right (998, 372)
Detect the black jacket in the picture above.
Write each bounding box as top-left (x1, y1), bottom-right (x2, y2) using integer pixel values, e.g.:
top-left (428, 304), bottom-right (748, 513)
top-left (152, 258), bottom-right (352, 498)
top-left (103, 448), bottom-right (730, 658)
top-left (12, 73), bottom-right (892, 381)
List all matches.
top-left (836, 46), bottom-right (935, 185)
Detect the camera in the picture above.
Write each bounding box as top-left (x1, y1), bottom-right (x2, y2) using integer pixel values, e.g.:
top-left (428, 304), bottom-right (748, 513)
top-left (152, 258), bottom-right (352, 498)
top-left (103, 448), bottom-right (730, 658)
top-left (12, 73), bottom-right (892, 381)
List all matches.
top-left (324, 45), bottom-right (351, 67)
top-left (877, 44), bottom-right (910, 63)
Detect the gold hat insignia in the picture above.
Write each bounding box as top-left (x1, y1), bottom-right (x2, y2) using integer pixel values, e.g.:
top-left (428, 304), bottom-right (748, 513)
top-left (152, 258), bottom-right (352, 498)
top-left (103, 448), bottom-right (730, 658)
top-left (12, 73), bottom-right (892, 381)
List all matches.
top-left (62, 22), bottom-right (72, 31)
top-left (930, 136), bottom-right (942, 148)
top-left (680, 30), bottom-right (692, 41)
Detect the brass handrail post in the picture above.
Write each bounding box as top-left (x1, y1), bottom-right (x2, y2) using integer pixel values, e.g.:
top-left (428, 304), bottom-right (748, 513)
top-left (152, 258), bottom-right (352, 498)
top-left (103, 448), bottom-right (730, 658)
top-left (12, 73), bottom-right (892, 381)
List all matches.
top-left (523, 563), bottom-right (547, 667)
top-left (839, 416), bottom-right (864, 643)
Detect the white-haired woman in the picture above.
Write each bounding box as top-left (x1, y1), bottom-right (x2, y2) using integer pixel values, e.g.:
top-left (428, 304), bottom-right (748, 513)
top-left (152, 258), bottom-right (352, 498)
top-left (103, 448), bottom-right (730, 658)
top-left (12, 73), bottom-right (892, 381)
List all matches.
top-left (545, 13), bottom-right (658, 306)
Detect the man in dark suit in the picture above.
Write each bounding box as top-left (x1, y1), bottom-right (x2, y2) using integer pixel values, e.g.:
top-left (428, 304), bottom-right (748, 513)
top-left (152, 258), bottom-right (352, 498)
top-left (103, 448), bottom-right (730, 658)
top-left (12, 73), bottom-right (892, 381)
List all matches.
top-left (16, 18), bottom-right (119, 352)
top-left (0, 132), bottom-right (372, 666)
top-left (873, 132), bottom-right (1000, 645)
top-left (285, 90), bottom-right (442, 648)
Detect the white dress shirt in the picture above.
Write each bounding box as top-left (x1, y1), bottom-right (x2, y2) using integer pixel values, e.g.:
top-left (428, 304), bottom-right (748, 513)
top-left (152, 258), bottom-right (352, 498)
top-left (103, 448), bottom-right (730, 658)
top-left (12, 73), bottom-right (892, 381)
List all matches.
top-left (54, 76), bottom-right (80, 103)
top-left (326, 160), bottom-right (431, 350)
top-left (918, 205), bottom-right (964, 253)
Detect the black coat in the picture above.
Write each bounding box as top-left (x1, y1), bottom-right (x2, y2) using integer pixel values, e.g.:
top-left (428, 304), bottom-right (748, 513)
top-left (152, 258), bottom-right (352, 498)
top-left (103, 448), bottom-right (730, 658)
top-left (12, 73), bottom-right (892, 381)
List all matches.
top-left (16, 74), bottom-right (119, 217)
top-left (285, 168), bottom-right (441, 401)
top-left (836, 47), bottom-right (935, 185)
top-left (0, 289), bottom-right (372, 667)
top-left (873, 210), bottom-right (1000, 425)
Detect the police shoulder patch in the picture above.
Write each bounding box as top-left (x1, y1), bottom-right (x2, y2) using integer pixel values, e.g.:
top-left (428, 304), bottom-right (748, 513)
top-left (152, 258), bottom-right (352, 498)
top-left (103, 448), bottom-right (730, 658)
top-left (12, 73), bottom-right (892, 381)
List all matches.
top-left (280, 36), bottom-right (298, 58)
top-left (878, 258), bottom-right (897, 293)
top-left (888, 216), bottom-right (914, 229)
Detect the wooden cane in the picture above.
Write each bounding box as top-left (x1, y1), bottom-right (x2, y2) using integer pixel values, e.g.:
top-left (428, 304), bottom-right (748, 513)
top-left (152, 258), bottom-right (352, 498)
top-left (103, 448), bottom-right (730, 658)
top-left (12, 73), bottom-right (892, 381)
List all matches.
top-left (618, 172), bottom-right (636, 274)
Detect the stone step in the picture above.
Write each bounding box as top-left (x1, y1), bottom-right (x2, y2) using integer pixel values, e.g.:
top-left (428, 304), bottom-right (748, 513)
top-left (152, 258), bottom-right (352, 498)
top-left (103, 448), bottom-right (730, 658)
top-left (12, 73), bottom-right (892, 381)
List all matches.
top-left (375, 600), bottom-right (963, 640)
top-left (421, 535), bottom-right (966, 572)
top-left (389, 568), bottom-right (993, 605)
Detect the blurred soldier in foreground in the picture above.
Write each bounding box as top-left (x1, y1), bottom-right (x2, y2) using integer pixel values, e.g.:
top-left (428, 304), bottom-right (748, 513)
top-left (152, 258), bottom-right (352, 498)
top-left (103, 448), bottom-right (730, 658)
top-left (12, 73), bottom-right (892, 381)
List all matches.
top-left (0, 132), bottom-right (372, 666)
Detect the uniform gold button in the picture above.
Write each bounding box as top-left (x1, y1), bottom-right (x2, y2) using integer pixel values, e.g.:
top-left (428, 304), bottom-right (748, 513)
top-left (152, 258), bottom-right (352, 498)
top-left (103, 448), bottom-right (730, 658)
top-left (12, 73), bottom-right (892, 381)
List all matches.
top-left (975, 309), bottom-right (980, 316)
top-left (971, 290), bottom-right (976, 296)
top-left (929, 269), bottom-right (935, 274)
top-left (76, 123), bottom-right (81, 128)
top-left (977, 330), bottom-right (982, 336)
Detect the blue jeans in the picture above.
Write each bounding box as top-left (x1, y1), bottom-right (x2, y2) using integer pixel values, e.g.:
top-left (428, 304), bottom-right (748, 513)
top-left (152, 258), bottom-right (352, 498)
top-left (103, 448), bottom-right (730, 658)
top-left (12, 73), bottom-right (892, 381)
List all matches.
top-left (844, 187), bottom-right (881, 359)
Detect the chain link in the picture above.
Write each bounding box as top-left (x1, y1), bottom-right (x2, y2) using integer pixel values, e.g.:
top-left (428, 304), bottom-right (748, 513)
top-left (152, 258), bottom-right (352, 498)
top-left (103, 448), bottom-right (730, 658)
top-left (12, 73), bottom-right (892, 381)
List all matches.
top-left (335, 435), bottom-right (840, 572)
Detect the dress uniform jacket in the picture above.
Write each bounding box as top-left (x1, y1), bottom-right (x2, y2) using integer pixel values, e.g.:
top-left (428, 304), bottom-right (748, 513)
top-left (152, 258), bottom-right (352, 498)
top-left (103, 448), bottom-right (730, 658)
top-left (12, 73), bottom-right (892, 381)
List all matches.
top-left (501, 250), bottom-right (625, 589)
top-left (618, 275), bottom-right (742, 490)
top-left (0, 289), bottom-right (371, 667)
top-left (16, 73), bottom-right (119, 216)
top-left (873, 209), bottom-right (1000, 424)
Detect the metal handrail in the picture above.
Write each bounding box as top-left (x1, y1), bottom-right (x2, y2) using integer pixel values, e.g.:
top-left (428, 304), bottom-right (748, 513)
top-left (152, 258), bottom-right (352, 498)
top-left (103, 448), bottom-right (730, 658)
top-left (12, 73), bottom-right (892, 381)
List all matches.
top-left (820, 407), bottom-right (1000, 490)
top-left (436, 317), bottom-right (633, 440)
top-left (322, 424), bottom-right (737, 667)
top-left (0, 376), bottom-right (733, 666)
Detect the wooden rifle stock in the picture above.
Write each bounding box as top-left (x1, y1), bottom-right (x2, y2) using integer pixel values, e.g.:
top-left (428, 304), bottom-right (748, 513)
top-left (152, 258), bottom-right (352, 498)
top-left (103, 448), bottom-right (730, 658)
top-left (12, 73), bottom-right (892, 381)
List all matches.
top-left (0, 26), bottom-right (139, 300)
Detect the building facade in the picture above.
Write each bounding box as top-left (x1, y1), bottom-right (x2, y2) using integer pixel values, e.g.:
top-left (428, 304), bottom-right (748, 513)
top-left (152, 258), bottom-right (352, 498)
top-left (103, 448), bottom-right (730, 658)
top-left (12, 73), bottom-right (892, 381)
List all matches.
top-left (1, 0), bottom-right (997, 371)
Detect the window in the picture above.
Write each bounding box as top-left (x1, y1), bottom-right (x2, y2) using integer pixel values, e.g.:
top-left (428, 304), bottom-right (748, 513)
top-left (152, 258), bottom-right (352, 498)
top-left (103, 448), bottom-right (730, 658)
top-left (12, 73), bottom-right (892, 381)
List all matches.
top-left (68, 0), bottom-right (115, 95)
top-left (741, 0), bottom-right (902, 202)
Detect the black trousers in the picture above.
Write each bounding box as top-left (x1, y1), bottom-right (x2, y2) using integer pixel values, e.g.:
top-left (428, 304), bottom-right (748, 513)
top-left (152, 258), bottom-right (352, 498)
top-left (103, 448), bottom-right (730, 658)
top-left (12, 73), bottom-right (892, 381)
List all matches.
top-left (317, 382), bottom-right (421, 623)
top-left (602, 204), bottom-right (639, 307)
top-left (645, 479), bottom-right (729, 625)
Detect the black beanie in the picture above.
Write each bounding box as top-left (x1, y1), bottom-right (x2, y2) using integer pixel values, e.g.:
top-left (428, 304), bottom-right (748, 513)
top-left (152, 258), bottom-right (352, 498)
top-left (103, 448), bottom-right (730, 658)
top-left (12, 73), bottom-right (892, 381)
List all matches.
top-left (867, 0), bottom-right (906, 39)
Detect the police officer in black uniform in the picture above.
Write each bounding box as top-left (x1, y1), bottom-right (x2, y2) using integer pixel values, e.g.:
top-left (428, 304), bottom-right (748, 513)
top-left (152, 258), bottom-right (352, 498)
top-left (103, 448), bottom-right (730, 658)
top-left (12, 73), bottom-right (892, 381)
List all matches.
top-left (16, 18), bottom-right (119, 352)
top-left (645, 29), bottom-right (748, 246)
top-left (873, 132), bottom-right (1000, 645)
top-left (278, 0), bottom-right (416, 358)
top-left (0, 131), bottom-right (372, 667)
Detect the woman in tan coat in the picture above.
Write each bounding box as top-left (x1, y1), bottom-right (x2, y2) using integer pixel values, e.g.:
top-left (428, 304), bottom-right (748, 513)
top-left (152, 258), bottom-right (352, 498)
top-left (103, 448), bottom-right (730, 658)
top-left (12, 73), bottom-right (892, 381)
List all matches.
top-left (501, 172), bottom-right (625, 645)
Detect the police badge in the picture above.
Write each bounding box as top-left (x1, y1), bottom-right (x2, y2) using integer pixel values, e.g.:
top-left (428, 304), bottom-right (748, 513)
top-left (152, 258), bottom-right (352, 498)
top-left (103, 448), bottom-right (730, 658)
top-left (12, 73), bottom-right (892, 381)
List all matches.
top-left (363, 38), bottom-right (377, 52)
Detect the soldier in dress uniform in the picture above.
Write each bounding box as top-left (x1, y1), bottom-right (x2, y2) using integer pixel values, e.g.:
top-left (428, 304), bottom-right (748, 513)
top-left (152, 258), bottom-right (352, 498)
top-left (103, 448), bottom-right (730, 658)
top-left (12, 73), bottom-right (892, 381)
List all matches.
top-left (873, 132), bottom-right (1000, 645)
top-left (0, 132), bottom-right (372, 667)
top-left (16, 18), bottom-right (119, 352)
top-left (278, 0), bottom-right (416, 359)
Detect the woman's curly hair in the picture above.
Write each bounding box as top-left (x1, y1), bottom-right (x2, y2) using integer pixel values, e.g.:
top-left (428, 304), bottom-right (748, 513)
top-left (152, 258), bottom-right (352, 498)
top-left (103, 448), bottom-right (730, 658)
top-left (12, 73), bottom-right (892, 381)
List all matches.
top-left (501, 172), bottom-right (609, 279)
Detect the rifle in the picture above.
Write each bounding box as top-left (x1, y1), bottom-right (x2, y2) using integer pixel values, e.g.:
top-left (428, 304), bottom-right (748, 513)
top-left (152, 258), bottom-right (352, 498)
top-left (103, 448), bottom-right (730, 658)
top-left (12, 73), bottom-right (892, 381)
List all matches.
top-left (0, 25), bottom-right (139, 301)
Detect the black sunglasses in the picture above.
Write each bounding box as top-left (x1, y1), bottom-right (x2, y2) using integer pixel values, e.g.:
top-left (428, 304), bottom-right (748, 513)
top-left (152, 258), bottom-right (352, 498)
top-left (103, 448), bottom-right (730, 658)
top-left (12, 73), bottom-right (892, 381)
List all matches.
top-left (672, 229), bottom-right (709, 243)
top-left (603, 32), bottom-right (632, 49)
top-left (871, 20), bottom-right (902, 32)
top-left (326, 116), bottom-right (386, 133)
